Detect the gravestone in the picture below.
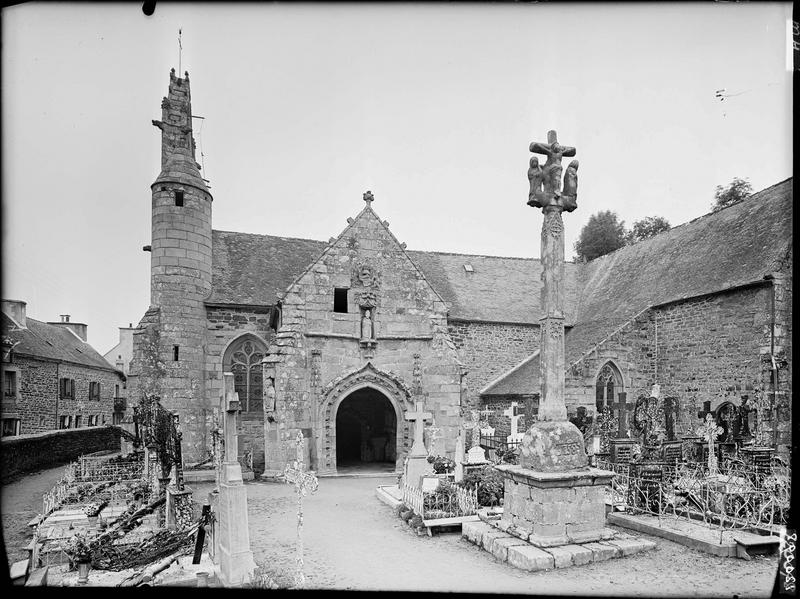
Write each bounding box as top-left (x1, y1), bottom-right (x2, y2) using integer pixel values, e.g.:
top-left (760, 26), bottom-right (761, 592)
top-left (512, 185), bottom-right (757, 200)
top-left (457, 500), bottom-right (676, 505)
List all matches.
top-left (609, 392), bottom-right (637, 463)
top-left (403, 398), bottom-right (433, 488)
top-left (496, 131), bottom-right (614, 548)
top-left (464, 410), bottom-right (488, 464)
top-left (215, 372), bottom-right (256, 586)
top-left (504, 402), bottom-right (525, 444)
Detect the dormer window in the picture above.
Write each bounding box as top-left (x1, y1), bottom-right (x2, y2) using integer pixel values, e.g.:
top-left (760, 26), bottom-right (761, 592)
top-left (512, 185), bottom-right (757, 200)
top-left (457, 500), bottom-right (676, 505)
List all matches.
top-left (333, 288), bottom-right (348, 313)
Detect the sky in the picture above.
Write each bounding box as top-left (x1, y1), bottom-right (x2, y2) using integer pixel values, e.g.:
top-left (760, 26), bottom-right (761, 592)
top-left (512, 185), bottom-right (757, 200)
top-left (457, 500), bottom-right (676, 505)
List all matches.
top-left (2, 2), bottom-right (793, 356)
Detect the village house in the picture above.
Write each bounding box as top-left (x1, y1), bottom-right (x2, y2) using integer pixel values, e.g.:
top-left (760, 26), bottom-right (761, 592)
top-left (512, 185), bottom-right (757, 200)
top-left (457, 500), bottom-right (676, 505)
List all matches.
top-left (1, 300), bottom-right (127, 436)
top-left (128, 69), bottom-right (792, 476)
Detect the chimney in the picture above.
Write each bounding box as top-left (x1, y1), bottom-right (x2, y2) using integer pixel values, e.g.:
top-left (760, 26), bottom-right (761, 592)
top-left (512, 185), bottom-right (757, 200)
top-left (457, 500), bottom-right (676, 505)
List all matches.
top-left (1, 299), bottom-right (27, 328)
top-left (47, 314), bottom-right (88, 342)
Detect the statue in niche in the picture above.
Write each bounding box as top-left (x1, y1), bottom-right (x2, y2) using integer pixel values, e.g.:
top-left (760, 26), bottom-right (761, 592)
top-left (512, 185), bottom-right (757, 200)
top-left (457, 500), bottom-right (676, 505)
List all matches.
top-left (736, 395), bottom-right (753, 440)
top-left (361, 309), bottom-right (374, 341)
top-left (527, 157), bottom-right (544, 207)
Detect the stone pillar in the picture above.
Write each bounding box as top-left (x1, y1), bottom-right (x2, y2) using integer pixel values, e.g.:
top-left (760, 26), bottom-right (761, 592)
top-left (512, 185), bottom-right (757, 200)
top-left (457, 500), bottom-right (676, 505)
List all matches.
top-left (216, 373), bottom-right (256, 587)
top-left (538, 206), bottom-right (567, 422)
top-left (166, 485), bottom-right (195, 530)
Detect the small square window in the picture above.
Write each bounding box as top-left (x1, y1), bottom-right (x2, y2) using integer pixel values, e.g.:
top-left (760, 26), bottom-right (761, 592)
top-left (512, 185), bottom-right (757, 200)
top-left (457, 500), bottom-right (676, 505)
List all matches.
top-left (1, 418), bottom-right (20, 437)
top-left (333, 288), bottom-right (348, 313)
top-left (175, 190), bottom-right (184, 206)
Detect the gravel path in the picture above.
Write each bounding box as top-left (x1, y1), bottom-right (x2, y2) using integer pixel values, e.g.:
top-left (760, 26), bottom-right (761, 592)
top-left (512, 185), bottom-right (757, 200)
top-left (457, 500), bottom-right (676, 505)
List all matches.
top-left (2, 467), bottom-right (780, 594)
top-left (192, 476), bottom-right (779, 595)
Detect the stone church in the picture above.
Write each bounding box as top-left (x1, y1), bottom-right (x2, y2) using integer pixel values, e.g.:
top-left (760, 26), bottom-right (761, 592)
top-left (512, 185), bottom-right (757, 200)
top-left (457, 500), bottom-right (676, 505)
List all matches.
top-left (128, 69), bottom-right (792, 476)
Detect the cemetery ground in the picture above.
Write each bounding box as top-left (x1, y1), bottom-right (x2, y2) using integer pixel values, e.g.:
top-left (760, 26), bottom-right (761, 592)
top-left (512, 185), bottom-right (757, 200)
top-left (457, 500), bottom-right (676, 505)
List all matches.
top-left (2, 464), bottom-right (779, 593)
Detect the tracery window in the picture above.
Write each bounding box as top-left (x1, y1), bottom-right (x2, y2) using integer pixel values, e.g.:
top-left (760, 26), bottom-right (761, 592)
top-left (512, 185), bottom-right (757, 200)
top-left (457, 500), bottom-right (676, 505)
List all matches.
top-left (226, 336), bottom-right (265, 413)
top-left (595, 362), bottom-right (622, 413)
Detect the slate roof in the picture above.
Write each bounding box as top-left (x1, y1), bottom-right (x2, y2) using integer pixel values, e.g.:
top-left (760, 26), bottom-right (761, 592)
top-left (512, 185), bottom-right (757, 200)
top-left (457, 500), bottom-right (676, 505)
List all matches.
top-left (2, 313), bottom-right (124, 374)
top-left (483, 178), bottom-right (793, 395)
top-left (209, 230), bottom-right (580, 324)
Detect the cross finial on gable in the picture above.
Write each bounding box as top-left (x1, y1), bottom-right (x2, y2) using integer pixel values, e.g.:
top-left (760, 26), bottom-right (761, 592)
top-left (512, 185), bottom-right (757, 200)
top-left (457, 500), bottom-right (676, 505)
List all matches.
top-left (363, 190), bottom-right (374, 206)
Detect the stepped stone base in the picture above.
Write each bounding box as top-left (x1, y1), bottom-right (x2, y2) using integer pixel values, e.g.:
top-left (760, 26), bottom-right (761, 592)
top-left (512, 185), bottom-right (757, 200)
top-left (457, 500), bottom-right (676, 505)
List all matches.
top-left (463, 519), bottom-right (656, 571)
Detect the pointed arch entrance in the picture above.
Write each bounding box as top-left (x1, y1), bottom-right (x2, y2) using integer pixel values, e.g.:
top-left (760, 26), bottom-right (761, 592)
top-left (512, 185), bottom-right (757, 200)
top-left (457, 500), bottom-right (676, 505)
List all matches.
top-left (318, 363), bottom-right (412, 475)
top-left (335, 388), bottom-right (397, 471)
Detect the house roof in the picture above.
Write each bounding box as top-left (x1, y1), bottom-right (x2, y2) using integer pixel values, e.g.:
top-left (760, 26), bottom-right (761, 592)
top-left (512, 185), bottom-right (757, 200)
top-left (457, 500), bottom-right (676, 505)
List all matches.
top-left (2, 313), bottom-right (125, 375)
top-left (209, 230), bottom-right (580, 324)
top-left (483, 178), bottom-right (793, 395)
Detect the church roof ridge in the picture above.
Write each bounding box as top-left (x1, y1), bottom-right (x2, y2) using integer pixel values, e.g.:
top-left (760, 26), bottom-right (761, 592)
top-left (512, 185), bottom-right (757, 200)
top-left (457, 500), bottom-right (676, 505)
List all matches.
top-left (406, 248), bottom-right (538, 262)
top-left (212, 228), bottom-right (326, 245)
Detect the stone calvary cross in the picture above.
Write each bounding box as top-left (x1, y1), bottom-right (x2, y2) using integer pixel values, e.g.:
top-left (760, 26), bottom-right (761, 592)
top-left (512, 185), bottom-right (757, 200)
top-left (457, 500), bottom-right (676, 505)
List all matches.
top-left (282, 431), bottom-right (319, 588)
top-left (528, 130), bottom-right (578, 422)
top-left (405, 399), bottom-right (432, 456)
top-left (696, 414), bottom-right (724, 476)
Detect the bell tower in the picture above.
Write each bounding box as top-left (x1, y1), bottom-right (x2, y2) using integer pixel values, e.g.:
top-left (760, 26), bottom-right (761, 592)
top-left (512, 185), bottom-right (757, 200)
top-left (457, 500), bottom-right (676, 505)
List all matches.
top-left (142, 68), bottom-right (213, 463)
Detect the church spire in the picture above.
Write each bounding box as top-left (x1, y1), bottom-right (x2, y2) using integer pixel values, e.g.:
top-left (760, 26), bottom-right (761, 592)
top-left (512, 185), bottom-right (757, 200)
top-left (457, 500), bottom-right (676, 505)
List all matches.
top-left (151, 68), bottom-right (208, 192)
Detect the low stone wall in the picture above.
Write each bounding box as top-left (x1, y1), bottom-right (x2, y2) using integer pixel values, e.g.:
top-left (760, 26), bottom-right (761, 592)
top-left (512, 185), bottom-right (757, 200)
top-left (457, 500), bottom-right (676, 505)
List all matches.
top-left (0, 425), bottom-right (121, 482)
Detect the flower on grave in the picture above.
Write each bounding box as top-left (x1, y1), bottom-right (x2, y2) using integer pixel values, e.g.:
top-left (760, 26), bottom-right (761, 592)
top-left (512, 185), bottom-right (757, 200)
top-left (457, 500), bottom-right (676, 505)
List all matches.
top-left (65, 532), bottom-right (92, 563)
top-left (83, 501), bottom-right (106, 517)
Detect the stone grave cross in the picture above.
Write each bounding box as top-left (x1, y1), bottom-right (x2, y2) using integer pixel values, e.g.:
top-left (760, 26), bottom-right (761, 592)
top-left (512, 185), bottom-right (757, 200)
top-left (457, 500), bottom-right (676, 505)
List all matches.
top-left (282, 431), bottom-right (319, 588)
top-left (696, 414), bottom-right (724, 476)
top-left (503, 402), bottom-right (524, 443)
top-left (221, 376), bottom-right (242, 484)
top-left (608, 392), bottom-right (632, 438)
top-left (405, 398), bottom-right (432, 456)
top-left (479, 406), bottom-right (495, 436)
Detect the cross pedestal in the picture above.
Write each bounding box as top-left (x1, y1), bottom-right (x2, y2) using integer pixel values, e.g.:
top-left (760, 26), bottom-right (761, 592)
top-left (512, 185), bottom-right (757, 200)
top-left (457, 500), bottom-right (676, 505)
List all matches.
top-left (404, 399), bottom-right (433, 488)
top-left (216, 372), bottom-right (256, 587)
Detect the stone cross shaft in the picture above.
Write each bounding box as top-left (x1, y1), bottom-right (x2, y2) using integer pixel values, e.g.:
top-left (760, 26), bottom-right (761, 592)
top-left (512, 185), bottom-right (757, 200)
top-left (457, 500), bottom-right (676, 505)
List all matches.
top-left (462, 409), bottom-right (482, 449)
top-left (696, 414), bottom-right (724, 476)
top-left (282, 431), bottom-right (319, 588)
top-left (426, 423), bottom-right (442, 456)
top-left (529, 129), bottom-right (577, 422)
top-left (222, 373), bottom-right (240, 464)
top-left (405, 399), bottom-right (432, 456)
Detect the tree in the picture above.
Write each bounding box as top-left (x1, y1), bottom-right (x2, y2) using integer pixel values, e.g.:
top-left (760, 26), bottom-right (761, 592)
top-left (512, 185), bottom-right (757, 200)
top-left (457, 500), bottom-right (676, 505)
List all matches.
top-left (624, 216), bottom-right (671, 244)
top-left (712, 177), bottom-right (752, 212)
top-left (574, 211), bottom-right (627, 262)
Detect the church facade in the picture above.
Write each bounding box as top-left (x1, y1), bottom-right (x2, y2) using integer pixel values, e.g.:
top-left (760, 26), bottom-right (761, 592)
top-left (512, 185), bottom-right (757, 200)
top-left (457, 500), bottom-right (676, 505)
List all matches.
top-left (128, 70), bottom-right (792, 476)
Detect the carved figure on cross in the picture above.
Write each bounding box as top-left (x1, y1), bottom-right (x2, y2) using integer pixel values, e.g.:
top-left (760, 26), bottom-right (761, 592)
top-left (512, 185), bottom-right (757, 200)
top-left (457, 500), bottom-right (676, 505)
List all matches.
top-left (425, 421), bottom-right (442, 457)
top-left (528, 130), bottom-right (577, 210)
top-left (282, 431), bottom-right (319, 588)
top-left (696, 414), bottom-right (724, 476)
top-left (462, 409), bottom-right (482, 449)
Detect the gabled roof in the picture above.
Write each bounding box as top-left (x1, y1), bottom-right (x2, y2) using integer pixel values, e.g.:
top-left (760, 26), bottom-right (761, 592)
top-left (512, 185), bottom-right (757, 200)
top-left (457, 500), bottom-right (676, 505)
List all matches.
top-left (2, 313), bottom-right (124, 374)
top-left (208, 229), bottom-right (579, 324)
top-left (484, 178), bottom-right (793, 395)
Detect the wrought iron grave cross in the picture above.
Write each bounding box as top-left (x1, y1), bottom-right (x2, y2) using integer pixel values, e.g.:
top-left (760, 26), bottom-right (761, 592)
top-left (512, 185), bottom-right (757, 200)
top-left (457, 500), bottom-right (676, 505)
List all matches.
top-left (282, 431), bottom-right (319, 588)
top-left (696, 414), bottom-right (724, 476)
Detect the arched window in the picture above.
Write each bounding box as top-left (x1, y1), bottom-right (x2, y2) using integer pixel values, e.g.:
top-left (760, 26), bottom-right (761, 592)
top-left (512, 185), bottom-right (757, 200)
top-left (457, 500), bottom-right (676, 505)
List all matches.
top-left (224, 335), bottom-right (265, 413)
top-left (595, 362), bottom-right (623, 413)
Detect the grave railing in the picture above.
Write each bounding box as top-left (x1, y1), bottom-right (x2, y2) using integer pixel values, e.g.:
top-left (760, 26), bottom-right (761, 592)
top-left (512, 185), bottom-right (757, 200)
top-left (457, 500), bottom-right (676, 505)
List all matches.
top-left (401, 479), bottom-right (479, 521)
top-left (597, 457), bottom-right (791, 538)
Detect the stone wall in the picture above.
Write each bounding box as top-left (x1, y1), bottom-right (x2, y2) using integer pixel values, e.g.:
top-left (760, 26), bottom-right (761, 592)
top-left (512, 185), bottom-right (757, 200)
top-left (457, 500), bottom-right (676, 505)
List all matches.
top-left (1, 356), bottom-right (122, 435)
top-left (564, 283), bottom-right (786, 449)
top-left (265, 206), bottom-right (464, 475)
top-left (448, 320), bottom-right (539, 411)
top-left (0, 426), bottom-right (121, 481)
top-left (205, 306), bottom-right (274, 472)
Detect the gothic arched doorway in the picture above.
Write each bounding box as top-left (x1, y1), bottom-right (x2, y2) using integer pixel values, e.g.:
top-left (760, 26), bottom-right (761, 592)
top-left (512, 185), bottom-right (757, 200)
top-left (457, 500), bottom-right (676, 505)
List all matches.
top-left (335, 387), bottom-right (397, 472)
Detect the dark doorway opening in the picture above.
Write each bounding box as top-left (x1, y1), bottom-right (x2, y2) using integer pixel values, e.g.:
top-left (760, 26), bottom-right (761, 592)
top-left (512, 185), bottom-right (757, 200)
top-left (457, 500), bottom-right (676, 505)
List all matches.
top-left (335, 387), bottom-right (397, 472)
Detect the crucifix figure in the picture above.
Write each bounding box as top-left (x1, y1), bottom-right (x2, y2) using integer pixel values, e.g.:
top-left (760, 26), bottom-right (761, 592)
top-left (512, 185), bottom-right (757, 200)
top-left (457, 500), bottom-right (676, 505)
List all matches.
top-left (696, 414), bottom-right (724, 476)
top-left (528, 130), bottom-right (578, 210)
top-left (282, 431), bottom-right (319, 588)
top-left (608, 392), bottom-right (632, 439)
top-left (404, 398), bottom-right (432, 457)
